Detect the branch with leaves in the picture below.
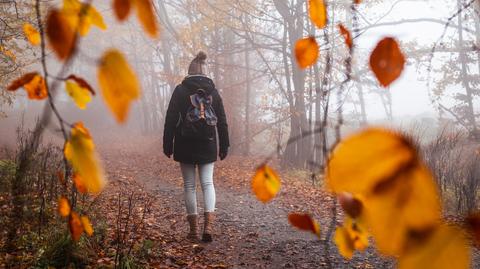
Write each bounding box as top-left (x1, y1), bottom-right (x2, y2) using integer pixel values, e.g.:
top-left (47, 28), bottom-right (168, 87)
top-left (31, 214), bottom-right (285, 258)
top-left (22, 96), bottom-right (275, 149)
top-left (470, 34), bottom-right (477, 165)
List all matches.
top-left (4, 0), bottom-right (159, 249)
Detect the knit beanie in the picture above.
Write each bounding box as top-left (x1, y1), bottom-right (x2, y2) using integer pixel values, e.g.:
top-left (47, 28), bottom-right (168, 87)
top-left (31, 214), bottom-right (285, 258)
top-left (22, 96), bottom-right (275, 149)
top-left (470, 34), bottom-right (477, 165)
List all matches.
top-left (188, 51), bottom-right (207, 75)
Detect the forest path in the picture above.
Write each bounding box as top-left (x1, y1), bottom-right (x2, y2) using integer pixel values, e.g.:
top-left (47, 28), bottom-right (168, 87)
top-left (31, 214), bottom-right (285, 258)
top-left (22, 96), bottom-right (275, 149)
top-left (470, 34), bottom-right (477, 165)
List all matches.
top-left (99, 137), bottom-right (387, 269)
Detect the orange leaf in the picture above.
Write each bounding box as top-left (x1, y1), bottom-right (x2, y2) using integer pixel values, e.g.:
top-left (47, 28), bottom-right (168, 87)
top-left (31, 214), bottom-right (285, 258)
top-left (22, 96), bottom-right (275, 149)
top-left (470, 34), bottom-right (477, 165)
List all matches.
top-left (46, 9), bottom-right (76, 60)
top-left (294, 37), bottom-right (319, 69)
top-left (338, 24), bottom-right (352, 49)
top-left (73, 174), bottom-right (88, 194)
top-left (23, 75), bottom-right (48, 100)
top-left (354, 0), bottom-right (361, 4)
top-left (58, 196), bottom-right (71, 217)
top-left (81, 215), bottom-right (94, 236)
top-left (133, 0), bottom-right (159, 37)
top-left (113, 0), bottom-right (131, 20)
top-left (251, 165), bottom-right (281, 203)
top-left (69, 211), bottom-right (84, 241)
top-left (288, 213), bottom-right (321, 237)
top-left (7, 72), bottom-right (38, 92)
top-left (369, 37), bottom-right (405, 87)
top-left (308, 0), bottom-right (327, 29)
top-left (23, 23), bottom-right (41, 46)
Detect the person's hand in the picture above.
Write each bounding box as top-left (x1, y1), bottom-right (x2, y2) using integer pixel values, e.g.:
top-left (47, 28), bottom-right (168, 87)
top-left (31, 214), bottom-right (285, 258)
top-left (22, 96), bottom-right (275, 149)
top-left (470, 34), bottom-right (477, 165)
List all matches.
top-left (219, 150), bottom-right (228, 160)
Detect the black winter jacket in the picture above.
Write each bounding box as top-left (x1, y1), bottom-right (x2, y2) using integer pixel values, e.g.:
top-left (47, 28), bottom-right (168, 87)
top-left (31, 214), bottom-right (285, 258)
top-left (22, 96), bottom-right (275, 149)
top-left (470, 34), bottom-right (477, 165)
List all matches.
top-left (163, 75), bottom-right (229, 164)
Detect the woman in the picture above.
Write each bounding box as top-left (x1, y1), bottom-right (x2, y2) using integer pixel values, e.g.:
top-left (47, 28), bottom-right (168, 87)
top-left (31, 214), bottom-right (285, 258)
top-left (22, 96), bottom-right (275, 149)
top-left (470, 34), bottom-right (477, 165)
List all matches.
top-left (163, 51), bottom-right (229, 243)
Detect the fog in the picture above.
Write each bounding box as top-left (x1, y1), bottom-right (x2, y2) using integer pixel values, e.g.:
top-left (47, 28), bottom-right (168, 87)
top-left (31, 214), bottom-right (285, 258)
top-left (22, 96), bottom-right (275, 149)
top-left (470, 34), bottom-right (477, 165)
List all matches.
top-left (1, 0), bottom-right (479, 166)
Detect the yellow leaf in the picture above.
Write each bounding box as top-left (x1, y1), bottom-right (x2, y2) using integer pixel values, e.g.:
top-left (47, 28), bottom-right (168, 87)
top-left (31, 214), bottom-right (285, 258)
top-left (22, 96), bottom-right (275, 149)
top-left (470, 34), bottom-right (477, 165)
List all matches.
top-left (24, 75), bottom-right (48, 100)
top-left (363, 162), bottom-right (441, 255)
top-left (334, 216), bottom-right (369, 259)
top-left (65, 80), bottom-right (92, 109)
top-left (133, 0), bottom-right (159, 37)
top-left (69, 211), bottom-right (84, 241)
top-left (62, 0), bottom-right (107, 36)
top-left (64, 123), bottom-right (106, 194)
top-left (97, 49), bottom-right (141, 123)
top-left (0, 46), bottom-right (16, 61)
top-left (23, 23), bottom-right (41, 46)
top-left (399, 224), bottom-right (470, 269)
top-left (344, 216), bottom-right (369, 251)
top-left (326, 128), bottom-right (442, 256)
top-left (308, 0), bottom-right (327, 29)
top-left (81, 216), bottom-right (94, 236)
top-left (326, 128), bottom-right (416, 195)
top-left (251, 165), bottom-right (281, 203)
top-left (58, 196), bottom-right (71, 217)
top-left (335, 226), bottom-right (355, 259)
top-left (288, 213), bottom-right (321, 237)
top-left (294, 37), bottom-right (319, 69)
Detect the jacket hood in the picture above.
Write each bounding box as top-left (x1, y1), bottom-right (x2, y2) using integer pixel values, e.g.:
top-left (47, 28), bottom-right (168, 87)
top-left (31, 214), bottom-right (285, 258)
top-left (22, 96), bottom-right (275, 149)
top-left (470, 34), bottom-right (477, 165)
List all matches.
top-left (182, 75), bottom-right (216, 94)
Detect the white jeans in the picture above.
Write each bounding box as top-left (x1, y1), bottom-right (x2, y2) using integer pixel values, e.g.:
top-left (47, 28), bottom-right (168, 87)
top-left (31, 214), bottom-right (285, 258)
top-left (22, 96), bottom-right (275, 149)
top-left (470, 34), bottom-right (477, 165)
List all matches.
top-left (180, 163), bottom-right (216, 215)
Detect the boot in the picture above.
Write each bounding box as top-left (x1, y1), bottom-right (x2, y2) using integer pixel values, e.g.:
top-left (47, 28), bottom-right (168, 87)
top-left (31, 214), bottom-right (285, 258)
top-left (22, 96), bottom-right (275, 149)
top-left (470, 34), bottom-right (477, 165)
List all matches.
top-left (202, 212), bottom-right (214, 242)
top-left (186, 214), bottom-right (199, 241)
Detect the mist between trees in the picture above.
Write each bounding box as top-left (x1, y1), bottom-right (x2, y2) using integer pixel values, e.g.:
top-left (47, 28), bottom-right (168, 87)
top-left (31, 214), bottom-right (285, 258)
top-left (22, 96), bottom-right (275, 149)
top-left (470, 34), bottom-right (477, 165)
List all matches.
top-left (2, 0), bottom-right (479, 167)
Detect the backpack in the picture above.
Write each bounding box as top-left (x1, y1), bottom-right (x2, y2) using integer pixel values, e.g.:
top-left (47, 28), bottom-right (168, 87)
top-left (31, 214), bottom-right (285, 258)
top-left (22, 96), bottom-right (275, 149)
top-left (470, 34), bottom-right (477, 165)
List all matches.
top-left (180, 88), bottom-right (218, 140)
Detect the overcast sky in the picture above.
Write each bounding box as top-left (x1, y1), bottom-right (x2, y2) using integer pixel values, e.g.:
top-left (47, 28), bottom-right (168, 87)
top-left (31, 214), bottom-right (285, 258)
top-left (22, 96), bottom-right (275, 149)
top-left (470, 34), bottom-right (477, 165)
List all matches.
top-left (353, 0), bottom-right (463, 120)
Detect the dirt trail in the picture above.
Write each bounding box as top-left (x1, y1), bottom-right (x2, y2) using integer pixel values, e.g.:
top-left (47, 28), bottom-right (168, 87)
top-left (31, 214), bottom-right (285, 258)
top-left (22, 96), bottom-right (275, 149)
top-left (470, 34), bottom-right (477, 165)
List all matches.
top-left (99, 138), bottom-right (389, 269)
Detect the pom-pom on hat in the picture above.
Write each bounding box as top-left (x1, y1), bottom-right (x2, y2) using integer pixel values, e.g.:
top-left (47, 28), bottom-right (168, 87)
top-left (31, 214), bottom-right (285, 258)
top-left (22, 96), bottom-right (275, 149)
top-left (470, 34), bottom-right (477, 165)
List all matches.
top-left (188, 51), bottom-right (207, 75)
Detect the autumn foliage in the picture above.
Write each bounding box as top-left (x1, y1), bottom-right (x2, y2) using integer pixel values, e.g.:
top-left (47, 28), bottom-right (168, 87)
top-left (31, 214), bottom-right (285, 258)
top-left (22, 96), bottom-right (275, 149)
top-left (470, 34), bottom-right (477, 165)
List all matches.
top-left (6, 0), bottom-right (158, 243)
top-left (3, 0), bottom-right (476, 268)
